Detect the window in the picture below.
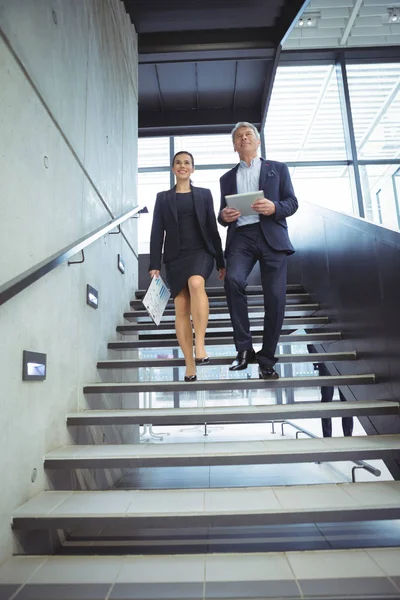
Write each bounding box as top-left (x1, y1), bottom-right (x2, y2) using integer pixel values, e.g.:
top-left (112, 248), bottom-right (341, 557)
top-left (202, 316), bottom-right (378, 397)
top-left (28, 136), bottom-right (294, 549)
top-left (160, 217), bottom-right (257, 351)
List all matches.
top-left (138, 137), bottom-right (170, 168)
top-left (137, 171), bottom-right (171, 254)
top-left (264, 65), bottom-right (347, 161)
top-left (346, 63), bottom-right (400, 160)
top-left (359, 164), bottom-right (400, 230)
top-left (290, 165), bottom-right (356, 215)
top-left (174, 134), bottom-right (236, 166)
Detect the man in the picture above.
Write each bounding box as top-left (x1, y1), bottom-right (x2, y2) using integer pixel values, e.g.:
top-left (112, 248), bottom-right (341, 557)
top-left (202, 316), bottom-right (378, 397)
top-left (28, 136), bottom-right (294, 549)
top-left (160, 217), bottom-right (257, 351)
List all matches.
top-left (218, 122), bottom-right (298, 379)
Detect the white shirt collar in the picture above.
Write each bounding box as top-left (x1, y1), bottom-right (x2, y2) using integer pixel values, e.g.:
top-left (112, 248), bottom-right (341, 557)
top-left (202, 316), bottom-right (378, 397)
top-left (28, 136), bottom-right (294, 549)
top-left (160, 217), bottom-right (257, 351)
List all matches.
top-left (239, 157), bottom-right (260, 169)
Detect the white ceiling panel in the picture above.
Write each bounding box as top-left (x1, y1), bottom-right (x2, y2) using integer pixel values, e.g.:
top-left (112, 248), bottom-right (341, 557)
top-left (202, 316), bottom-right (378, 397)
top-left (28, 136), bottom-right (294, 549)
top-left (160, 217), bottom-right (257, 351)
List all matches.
top-left (284, 0), bottom-right (400, 48)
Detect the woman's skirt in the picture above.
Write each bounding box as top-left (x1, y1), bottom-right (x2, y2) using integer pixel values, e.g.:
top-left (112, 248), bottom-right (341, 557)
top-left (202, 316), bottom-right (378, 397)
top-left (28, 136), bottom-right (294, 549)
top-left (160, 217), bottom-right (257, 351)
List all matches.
top-left (166, 250), bottom-right (214, 299)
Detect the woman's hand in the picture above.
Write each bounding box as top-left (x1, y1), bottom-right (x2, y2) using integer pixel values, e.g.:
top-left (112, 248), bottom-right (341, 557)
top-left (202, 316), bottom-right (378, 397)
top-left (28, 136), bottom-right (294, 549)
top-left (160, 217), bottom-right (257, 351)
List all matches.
top-left (218, 268), bottom-right (226, 280)
top-left (149, 270), bottom-right (160, 278)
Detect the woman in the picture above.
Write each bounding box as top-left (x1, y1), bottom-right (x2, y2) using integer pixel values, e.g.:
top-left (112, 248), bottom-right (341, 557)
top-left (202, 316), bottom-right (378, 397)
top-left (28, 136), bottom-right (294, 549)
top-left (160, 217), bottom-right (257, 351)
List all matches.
top-left (149, 151), bottom-right (225, 381)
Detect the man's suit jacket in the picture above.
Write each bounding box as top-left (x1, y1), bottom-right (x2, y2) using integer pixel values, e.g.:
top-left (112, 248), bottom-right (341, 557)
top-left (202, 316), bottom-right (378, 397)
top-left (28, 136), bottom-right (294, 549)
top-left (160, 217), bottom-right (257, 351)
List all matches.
top-left (149, 185), bottom-right (225, 272)
top-left (218, 158), bottom-right (298, 255)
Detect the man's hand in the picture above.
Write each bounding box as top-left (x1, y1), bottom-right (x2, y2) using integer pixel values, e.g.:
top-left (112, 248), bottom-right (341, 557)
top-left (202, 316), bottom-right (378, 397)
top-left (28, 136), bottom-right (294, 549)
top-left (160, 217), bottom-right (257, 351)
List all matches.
top-left (149, 270), bottom-right (160, 278)
top-left (218, 268), bottom-right (226, 281)
top-left (251, 197), bottom-right (276, 216)
top-left (220, 207), bottom-right (241, 223)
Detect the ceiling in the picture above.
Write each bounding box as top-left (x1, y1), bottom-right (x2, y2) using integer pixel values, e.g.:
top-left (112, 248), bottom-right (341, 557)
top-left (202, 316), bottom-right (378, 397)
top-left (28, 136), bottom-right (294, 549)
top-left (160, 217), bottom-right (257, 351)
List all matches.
top-left (122, 0), bottom-right (311, 136)
top-left (284, 0), bottom-right (400, 50)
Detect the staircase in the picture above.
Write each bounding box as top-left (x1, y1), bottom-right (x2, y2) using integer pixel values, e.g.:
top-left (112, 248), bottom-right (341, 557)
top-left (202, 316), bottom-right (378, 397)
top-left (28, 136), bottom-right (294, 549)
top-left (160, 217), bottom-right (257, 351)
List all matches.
top-left (3, 284), bottom-right (400, 599)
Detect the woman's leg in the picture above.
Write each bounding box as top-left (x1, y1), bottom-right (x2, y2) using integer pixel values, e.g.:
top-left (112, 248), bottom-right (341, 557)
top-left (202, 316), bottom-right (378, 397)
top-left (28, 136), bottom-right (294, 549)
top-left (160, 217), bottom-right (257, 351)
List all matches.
top-left (188, 275), bottom-right (209, 359)
top-left (174, 286), bottom-right (195, 377)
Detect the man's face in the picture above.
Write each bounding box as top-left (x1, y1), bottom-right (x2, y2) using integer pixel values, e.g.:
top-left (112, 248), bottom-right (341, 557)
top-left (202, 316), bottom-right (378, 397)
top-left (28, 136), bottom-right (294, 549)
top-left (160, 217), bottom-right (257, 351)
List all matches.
top-left (233, 126), bottom-right (260, 155)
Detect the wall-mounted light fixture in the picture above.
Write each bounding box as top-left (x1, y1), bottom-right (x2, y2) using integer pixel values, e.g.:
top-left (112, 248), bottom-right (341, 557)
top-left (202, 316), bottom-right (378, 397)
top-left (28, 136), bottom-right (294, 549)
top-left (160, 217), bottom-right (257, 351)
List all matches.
top-left (297, 11), bottom-right (320, 28)
top-left (86, 284), bottom-right (99, 309)
top-left (388, 7), bottom-right (399, 22)
top-left (22, 351), bottom-right (47, 381)
top-left (118, 254), bottom-right (125, 274)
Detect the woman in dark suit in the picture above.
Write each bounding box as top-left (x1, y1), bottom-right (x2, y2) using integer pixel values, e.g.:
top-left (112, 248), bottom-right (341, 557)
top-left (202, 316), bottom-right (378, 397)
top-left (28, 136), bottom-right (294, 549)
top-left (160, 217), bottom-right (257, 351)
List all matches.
top-left (149, 151), bottom-right (225, 381)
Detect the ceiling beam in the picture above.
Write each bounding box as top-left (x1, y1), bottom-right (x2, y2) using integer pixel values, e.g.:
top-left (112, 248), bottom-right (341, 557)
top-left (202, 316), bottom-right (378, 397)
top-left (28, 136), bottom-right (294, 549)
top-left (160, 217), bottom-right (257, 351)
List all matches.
top-left (138, 27), bottom-right (276, 56)
top-left (260, 45), bottom-right (281, 133)
top-left (139, 107), bottom-right (261, 137)
top-left (340, 0), bottom-right (363, 46)
top-left (277, 0), bottom-right (312, 46)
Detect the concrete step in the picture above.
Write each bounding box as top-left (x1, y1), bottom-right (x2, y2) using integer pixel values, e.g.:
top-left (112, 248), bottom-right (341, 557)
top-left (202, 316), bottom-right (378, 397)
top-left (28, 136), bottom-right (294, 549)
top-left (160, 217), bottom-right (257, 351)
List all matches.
top-left (83, 373), bottom-right (375, 395)
top-left (127, 303), bottom-right (320, 318)
top-left (12, 481), bottom-right (400, 531)
top-left (117, 316), bottom-right (329, 334)
top-left (130, 293), bottom-right (311, 310)
top-left (66, 400), bottom-right (400, 426)
top-left (42, 434), bottom-right (400, 469)
top-left (97, 351), bottom-right (357, 369)
top-left (134, 283), bottom-right (304, 298)
top-left (3, 548), bottom-right (400, 599)
top-left (108, 331), bottom-right (342, 350)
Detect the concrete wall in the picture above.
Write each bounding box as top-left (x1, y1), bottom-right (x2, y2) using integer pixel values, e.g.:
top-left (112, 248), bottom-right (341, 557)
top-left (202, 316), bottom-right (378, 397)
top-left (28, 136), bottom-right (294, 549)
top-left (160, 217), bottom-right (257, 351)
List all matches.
top-left (0, 0), bottom-right (138, 561)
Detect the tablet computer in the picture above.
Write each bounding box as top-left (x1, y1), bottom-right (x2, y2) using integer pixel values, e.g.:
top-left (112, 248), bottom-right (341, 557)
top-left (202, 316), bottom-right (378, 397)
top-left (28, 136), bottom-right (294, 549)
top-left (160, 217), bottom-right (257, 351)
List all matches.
top-left (225, 190), bottom-right (264, 216)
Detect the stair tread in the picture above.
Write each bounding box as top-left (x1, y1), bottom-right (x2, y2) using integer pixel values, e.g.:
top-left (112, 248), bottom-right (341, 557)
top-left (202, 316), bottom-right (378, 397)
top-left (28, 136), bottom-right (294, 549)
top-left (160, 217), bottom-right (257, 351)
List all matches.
top-left (129, 303), bottom-right (318, 312)
top-left (130, 294), bottom-right (310, 309)
top-left (135, 283), bottom-right (304, 298)
top-left (125, 304), bottom-right (320, 319)
top-left (134, 319), bottom-right (329, 338)
top-left (66, 400), bottom-right (400, 425)
top-left (97, 351), bottom-right (357, 369)
top-left (43, 434), bottom-right (400, 468)
top-left (1, 549), bottom-right (400, 591)
top-left (117, 316), bottom-right (329, 333)
top-left (12, 481), bottom-right (400, 526)
top-left (108, 332), bottom-right (342, 349)
top-left (83, 374), bottom-right (375, 394)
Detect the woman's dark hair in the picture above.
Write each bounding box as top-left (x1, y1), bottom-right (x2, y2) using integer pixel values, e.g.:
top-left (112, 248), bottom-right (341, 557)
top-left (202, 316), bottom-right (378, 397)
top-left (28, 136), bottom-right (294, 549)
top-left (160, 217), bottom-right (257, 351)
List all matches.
top-left (172, 151), bottom-right (195, 168)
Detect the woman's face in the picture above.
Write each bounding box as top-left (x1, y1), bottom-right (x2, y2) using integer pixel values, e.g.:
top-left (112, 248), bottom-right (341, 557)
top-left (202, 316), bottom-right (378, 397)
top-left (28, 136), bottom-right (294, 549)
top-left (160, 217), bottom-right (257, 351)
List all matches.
top-left (172, 153), bottom-right (194, 181)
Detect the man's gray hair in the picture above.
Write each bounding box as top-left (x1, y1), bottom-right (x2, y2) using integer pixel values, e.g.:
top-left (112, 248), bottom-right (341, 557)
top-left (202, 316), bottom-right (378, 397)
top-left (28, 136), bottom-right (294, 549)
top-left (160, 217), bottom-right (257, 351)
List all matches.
top-left (231, 122), bottom-right (260, 144)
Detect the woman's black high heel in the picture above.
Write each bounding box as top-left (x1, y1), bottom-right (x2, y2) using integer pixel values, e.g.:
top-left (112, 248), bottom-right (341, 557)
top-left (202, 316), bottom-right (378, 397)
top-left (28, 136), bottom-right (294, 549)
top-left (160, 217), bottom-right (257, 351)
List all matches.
top-left (195, 357), bottom-right (210, 365)
top-left (184, 374), bottom-right (197, 382)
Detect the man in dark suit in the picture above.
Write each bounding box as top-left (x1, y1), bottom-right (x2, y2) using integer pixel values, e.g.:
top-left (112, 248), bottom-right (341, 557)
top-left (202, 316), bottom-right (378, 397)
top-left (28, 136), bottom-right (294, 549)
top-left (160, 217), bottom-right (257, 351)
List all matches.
top-left (218, 122), bottom-right (298, 379)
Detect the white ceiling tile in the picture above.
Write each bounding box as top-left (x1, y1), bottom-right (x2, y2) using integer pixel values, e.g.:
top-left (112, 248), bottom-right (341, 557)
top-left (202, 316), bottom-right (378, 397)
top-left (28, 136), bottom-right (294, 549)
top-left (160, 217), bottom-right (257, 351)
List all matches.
top-left (285, 0), bottom-right (400, 49)
top-left (318, 18), bottom-right (347, 28)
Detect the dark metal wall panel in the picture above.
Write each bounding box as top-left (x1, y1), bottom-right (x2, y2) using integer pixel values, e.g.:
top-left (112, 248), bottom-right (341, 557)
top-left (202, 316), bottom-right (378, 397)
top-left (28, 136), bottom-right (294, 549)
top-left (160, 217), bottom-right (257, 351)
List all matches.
top-left (156, 63), bottom-right (198, 110)
top-left (138, 65), bottom-right (162, 111)
top-left (234, 60), bottom-right (270, 108)
top-left (197, 61), bottom-right (238, 110)
top-left (290, 202), bottom-right (400, 478)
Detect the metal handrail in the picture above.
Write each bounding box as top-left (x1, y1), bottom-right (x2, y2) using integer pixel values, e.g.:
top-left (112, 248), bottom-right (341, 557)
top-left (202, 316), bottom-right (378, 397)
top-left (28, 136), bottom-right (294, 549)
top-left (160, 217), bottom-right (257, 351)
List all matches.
top-left (279, 420), bottom-right (381, 482)
top-left (0, 205), bottom-right (144, 307)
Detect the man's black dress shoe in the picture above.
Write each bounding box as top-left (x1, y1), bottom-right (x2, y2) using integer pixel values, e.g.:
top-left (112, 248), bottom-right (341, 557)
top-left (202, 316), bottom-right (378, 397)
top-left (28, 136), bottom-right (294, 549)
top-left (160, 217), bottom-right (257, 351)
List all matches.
top-left (229, 349), bottom-right (256, 371)
top-left (195, 357), bottom-right (210, 365)
top-left (184, 375), bottom-right (197, 382)
top-left (258, 366), bottom-right (279, 380)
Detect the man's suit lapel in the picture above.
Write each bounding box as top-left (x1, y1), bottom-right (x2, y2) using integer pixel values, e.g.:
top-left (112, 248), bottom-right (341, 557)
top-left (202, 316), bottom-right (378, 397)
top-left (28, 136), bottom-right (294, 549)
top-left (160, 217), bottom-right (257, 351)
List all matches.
top-left (166, 187), bottom-right (177, 222)
top-left (227, 164), bottom-right (239, 195)
top-left (258, 159), bottom-right (270, 190)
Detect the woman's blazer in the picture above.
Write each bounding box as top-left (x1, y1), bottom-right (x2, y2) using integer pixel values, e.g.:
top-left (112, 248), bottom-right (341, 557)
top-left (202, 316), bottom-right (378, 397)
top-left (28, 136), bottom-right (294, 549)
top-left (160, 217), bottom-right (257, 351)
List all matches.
top-left (149, 185), bottom-right (225, 272)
